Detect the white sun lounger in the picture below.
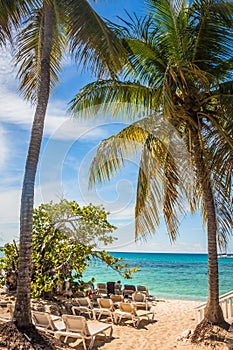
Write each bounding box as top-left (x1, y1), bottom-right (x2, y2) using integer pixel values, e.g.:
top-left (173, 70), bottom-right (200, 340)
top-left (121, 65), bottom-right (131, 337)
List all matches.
top-left (32, 311), bottom-right (65, 333)
top-left (114, 302), bottom-right (155, 327)
top-left (55, 314), bottom-right (113, 350)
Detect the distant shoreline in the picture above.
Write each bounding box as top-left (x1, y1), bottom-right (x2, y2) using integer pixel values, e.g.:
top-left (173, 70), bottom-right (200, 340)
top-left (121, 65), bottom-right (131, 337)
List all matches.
top-left (108, 251), bottom-right (209, 255)
top-left (2, 247), bottom-right (233, 255)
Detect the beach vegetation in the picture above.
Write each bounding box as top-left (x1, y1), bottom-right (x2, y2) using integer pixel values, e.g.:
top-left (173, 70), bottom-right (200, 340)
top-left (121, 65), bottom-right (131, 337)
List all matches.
top-left (69, 0), bottom-right (233, 330)
top-left (0, 200), bottom-right (137, 298)
top-left (0, 0), bottom-right (126, 329)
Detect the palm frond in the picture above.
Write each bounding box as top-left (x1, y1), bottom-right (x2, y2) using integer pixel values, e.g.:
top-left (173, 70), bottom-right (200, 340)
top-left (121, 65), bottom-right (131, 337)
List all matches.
top-left (135, 145), bottom-right (162, 240)
top-left (89, 122), bottom-right (149, 187)
top-left (135, 137), bottom-right (184, 241)
top-left (123, 38), bottom-right (167, 86)
top-left (90, 116), bottom-right (194, 241)
top-left (66, 0), bottom-right (126, 78)
top-left (16, 4), bottom-right (67, 103)
top-left (69, 80), bottom-right (157, 120)
top-left (146, 0), bottom-right (187, 60)
top-left (219, 80), bottom-right (233, 95)
top-left (190, 0), bottom-right (233, 75)
top-left (0, 0), bottom-right (39, 45)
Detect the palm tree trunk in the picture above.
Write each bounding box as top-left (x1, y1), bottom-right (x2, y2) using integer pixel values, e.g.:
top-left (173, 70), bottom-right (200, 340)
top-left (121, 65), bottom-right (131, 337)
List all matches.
top-left (191, 129), bottom-right (225, 325)
top-left (14, 4), bottom-right (54, 329)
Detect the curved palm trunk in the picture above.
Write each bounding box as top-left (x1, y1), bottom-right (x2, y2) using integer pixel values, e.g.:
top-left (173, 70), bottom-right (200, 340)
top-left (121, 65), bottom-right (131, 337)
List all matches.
top-left (191, 129), bottom-right (225, 325)
top-left (14, 4), bottom-right (54, 329)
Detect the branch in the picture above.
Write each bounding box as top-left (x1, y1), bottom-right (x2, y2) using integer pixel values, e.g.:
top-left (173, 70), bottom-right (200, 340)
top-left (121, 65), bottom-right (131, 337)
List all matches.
top-left (44, 251), bottom-right (73, 276)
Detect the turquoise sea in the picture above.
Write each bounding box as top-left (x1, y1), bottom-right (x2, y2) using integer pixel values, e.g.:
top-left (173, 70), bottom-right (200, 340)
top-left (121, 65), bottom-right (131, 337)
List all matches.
top-left (82, 252), bottom-right (233, 302)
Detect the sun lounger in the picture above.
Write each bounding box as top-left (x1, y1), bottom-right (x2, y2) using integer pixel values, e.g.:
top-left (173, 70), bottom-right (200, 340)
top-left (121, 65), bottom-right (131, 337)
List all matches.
top-left (123, 284), bottom-right (136, 297)
top-left (110, 294), bottom-right (124, 307)
top-left (96, 283), bottom-right (108, 296)
top-left (0, 302), bottom-right (15, 322)
top-left (32, 311), bottom-right (65, 333)
top-left (137, 285), bottom-right (149, 297)
top-left (72, 297), bottom-right (94, 319)
top-left (132, 292), bottom-right (149, 310)
top-left (55, 314), bottom-right (113, 350)
top-left (0, 300), bottom-right (10, 307)
top-left (114, 302), bottom-right (155, 327)
top-left (7, 302), bottom-right (15, 316)
top-left (94, 298), bottom-right (115, 322)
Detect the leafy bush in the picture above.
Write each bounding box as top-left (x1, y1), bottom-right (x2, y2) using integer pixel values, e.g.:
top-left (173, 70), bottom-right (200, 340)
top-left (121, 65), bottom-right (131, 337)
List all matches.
top-left (0, 200), bottom-right (138, 297)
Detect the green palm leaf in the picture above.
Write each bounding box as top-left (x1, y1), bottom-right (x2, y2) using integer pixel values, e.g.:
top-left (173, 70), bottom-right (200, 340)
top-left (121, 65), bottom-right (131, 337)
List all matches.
top-left (16, 4), bottom-right (67, 103)
top-left (190, 0), bottom-right (233, 75)
top-left (90, 116), bottom-right (194, 240)
top-left (69, 79), bottom-right (157, 119)
top-left (67, 0), bottom-right (126, 78)
top-left (0, 0), bottom-right (39, 45)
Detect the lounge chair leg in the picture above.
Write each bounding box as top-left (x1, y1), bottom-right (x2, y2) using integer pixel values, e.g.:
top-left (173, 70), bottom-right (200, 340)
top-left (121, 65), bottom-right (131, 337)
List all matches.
top-left (109, 326), bottom-right (113, 338)
top-left (82, 339), bottom-right (87, 350)
top-left (115, 315), bottom-right (121, 324)
top-left (135, 317), bottom-right (140, 328)
top-left (69, 338), bottom-right (86, 350)
top-left (88, 335), bottom-right (96, 350)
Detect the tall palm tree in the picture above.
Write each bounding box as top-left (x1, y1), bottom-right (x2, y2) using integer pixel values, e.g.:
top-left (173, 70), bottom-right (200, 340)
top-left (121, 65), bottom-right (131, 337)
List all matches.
top-left (1, 0), bottom-right (126, 329)
top-left (70, 0), bottom-right (233, 326)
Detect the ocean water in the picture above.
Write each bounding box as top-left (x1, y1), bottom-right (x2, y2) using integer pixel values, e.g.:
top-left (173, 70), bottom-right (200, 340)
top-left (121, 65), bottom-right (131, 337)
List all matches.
top-left (1, 250), bottom-right (232, 302)
top-left (82, 252), bottom-right (233, 302)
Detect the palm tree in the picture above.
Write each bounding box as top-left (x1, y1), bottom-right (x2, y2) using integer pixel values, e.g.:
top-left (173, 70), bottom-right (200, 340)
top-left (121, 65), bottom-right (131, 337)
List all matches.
top-left (1, 0), bottom-right (125, 329)
top-left (70, 0), bottom-right (233, 326)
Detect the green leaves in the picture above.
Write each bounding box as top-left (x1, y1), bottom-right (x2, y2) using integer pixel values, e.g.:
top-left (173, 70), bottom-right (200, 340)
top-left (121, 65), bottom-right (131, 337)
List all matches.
top-left (69, 79), bottom-right (156, 120)
top-left (0, 0), bottom-right (38, 45)
top-left (1, 199), bottom-right (137, 297)
top-left (95, 250), bottom-right (139, 277)
top-left (2, 0), bottom-right (127, 103)
top-left (33, 199), bottom-right (117, 247)
top-left (67, 0), bottom-right (126, 78)
top-left (70, 0), bottom-right (232, 245)
top-left (16, 4), bottom-right (67, 103)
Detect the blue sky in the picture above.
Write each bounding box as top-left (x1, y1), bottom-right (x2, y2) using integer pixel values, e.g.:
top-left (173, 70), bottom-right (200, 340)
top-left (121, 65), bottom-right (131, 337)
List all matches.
top-left (0, 0), bottom-right (232, 253)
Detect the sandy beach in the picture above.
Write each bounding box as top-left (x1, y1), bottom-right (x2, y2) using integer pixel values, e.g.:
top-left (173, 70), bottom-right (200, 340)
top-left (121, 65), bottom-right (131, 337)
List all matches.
top-left (98, 299), bottom-right (226, 350)
top-left (0, 298), bottom-right (228, 350)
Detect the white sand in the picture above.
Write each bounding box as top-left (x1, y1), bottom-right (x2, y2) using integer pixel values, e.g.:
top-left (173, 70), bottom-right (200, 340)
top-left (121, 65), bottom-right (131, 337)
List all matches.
top-left (98, 299), bottom-right (226, 350)
top-left (0, 298), bottom-right (228, 349)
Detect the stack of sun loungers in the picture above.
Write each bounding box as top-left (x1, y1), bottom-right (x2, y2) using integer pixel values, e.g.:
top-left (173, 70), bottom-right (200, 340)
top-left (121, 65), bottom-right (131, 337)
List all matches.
top-left (95, 283), bottom-right (150, 298)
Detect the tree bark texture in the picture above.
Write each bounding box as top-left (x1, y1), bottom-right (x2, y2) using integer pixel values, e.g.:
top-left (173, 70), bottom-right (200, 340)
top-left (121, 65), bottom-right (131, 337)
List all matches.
top-left (14, 4), bottom-right (55, 329)
top-left (191, 128), bottom-right (225, 325)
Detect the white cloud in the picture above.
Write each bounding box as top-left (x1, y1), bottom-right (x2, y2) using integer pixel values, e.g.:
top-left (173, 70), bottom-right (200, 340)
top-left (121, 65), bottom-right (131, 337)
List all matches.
top-left (0, 50), bottom-right (108, 142)
top-left (0, 125), bottom-right (8, 169)
top-left (0, 189), bottom-right (21, 225)
top-left (45, 115), bottom-right (109, 141)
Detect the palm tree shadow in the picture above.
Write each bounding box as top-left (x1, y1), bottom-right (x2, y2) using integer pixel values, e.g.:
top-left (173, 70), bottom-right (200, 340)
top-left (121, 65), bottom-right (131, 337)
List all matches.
top-left (137, 319), bottom-right (157, 330)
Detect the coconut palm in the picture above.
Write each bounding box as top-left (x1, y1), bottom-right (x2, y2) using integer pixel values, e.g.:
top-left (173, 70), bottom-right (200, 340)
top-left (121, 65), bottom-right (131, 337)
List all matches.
top-left (70, 0), bottom-right (233, 326)
top-left (1, 0), bottom-right (125, 329)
